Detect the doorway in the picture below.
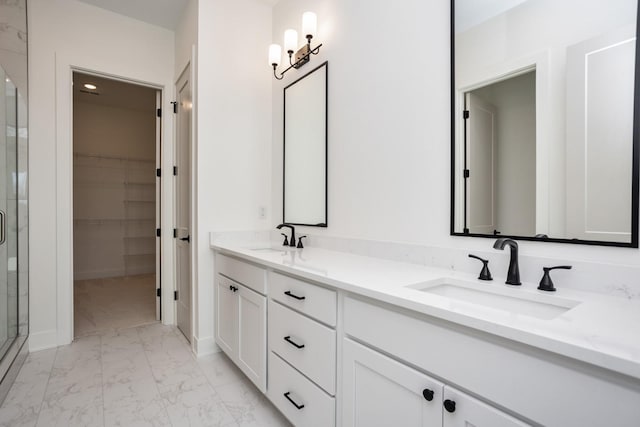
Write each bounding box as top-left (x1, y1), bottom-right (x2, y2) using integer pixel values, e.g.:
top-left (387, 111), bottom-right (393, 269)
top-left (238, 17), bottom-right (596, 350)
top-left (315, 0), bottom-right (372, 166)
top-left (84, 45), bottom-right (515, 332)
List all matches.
top-left (72, 72), bottom-right (161, 337)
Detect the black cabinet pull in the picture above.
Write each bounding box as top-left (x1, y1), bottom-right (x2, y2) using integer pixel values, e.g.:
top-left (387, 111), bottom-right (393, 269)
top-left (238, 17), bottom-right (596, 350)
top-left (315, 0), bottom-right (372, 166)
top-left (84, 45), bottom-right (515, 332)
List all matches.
top-left (228, 285), bottom-right (238, 292)
top-left (283, 392), bottom-right (305, 410)
top-left (229, 285), bottom-right (233, 291)
top-left (284, 291), bottom-right (305, 301)
top-left (443, 399), bottom-right (456, 413)
top-left (422, 388), bottom-right (434, 401)
top-left (284, 336), bottom-right (305, 349)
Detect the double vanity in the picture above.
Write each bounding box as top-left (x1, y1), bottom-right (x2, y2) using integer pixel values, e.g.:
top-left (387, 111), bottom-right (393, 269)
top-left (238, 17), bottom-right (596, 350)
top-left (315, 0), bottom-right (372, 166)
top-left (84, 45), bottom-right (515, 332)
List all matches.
top-left (211, 235), bottom-right (640, 427)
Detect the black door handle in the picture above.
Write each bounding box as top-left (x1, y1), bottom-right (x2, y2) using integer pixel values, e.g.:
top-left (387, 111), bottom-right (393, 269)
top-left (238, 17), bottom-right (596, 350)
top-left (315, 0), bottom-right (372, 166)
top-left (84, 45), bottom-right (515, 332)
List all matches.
top-left (284, 336), bottom-right (305, 349)
top-left (180, 235), bottom-right (190, 242)
top-left (284, 291), bottom-right (305, 301)
top-left (283, 392), bottom-right (305, 410)
top-left (444, 399), bottom-right (456, 413)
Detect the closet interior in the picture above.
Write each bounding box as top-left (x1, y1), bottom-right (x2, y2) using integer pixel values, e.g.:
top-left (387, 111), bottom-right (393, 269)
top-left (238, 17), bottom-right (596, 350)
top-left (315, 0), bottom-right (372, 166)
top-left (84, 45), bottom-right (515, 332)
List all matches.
top-left (72, 73), bottom-right (160, 337)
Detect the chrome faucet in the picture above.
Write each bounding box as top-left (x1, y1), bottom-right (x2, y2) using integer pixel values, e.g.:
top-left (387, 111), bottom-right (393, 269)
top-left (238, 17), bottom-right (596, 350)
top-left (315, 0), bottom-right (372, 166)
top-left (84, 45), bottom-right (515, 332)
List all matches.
top-left (493, 238), bottom-right (521, 285)
top-left (276, 224), bottom-right (296, 247)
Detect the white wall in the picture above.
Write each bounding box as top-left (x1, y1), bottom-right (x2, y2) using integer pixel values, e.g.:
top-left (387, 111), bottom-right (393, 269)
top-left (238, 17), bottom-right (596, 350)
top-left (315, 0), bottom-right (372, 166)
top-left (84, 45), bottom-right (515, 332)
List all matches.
top-left (271, 0), bottom-right (640, 293)
top-left (194, 0), bottom-right (272, 355)
top-left (28, 0), bottom-right (175, 350)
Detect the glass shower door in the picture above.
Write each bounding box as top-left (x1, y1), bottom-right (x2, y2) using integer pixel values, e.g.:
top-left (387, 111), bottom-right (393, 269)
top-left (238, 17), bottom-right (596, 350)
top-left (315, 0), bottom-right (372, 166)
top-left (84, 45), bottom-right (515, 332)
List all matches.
top-left (0, 66), bottom-right (19, 359)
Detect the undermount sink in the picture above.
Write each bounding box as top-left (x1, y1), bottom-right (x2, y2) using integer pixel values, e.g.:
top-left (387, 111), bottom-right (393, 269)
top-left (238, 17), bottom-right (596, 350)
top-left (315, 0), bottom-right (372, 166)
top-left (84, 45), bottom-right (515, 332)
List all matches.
top-left (407, 278), bottom-right (581, 320)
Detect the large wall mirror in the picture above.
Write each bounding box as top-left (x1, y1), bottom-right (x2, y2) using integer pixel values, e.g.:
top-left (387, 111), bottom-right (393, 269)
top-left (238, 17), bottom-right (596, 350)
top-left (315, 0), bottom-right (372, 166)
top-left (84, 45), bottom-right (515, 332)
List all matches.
top-left (451, 0), bottom-right (640, 247)
top-left (283, 62), bottom-right (328, 227)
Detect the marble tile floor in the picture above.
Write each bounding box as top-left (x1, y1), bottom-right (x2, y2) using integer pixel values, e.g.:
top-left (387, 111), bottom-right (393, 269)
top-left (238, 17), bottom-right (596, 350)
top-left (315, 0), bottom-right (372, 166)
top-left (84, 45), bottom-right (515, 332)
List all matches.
top-left (0, 323), bottom-right (292, 427)
top-left (74, 274), bottom-right (158, 337)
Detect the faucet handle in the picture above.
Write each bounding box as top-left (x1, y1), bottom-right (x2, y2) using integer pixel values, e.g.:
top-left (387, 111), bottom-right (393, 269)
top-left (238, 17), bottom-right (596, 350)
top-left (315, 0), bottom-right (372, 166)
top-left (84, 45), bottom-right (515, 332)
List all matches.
top-left (281, 233), bottom-right (289, 246)
top-left (468, 254), bottom-right (492, 281)
top-left (538, 265), bottom-right (572, 292)
top-left (297, 236), bottom-right (307, 249)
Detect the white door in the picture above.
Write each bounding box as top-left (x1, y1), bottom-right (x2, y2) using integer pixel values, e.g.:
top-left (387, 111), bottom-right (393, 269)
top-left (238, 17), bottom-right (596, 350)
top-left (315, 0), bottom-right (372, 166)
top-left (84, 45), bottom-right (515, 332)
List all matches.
top-left (155, 91), bottom-right (161, 321)
top-left (465, 92), bottom-right (497, 235)
top-left (565, 28), bottom-right (635, 242)
top-left (342, 338), bottom-right (444, 427)
top-left (215, 276), bottom-right (238, 357)
top-left (237, 285), bottom-right (266, 392)
top-left (442, 386), bottom-right (528, 427)
top-left (175, 67), bottom-right (192, 340)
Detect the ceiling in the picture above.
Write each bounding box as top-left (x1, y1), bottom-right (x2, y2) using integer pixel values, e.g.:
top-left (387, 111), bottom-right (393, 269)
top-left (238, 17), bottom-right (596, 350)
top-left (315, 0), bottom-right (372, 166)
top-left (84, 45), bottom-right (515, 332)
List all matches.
top-left (73, 72), bottom-right (157, 112)
top-left (77, 0), bottom-right (189, 30)
top-left (456, 0), bottom-right (529, 33)
top-left (77, 0), bottom-right (280, 30)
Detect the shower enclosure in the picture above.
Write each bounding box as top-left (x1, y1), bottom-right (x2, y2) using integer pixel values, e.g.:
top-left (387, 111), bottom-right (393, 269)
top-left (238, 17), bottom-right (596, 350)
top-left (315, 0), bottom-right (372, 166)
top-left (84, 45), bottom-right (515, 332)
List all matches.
top-left (0, 0), bottom-right (29, 403)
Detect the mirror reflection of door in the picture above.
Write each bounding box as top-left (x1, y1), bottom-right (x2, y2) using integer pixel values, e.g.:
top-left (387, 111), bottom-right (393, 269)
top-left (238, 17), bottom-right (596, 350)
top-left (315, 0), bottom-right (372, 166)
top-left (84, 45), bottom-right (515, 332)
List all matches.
top-left (463, 71), bottom-right (536, 236)
top-left (465, 92), bottom-right (497, 234)
top-left (566, 29), bottom-right (635, 242)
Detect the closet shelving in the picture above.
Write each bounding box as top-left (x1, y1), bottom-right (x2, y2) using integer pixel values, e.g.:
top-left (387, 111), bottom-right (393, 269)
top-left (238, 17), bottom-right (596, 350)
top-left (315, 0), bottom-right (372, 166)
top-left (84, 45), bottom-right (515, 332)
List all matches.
top-left (73, 152), bottom-right (156, 277)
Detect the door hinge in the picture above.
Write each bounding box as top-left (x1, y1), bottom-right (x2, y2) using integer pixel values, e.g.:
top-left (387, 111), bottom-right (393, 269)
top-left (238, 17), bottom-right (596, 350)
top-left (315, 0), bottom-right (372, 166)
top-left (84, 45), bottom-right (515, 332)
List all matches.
top-left (463, 110), bottom-right (470, 119)
top-left (174, 290), bottom-right (178, 301)
top-left (156, 168), bottom-right (161, 177)
top-left (173, 228), bottom-right (177, 238)
top-left (156, 228), bottom-right (161, 237)
top-left (171, 101), bottom-right (178, 114)
top-left (173, 166), bottom-right (178, 176)
top-left (156, 108), bottom-right (162, 118)
top-left (463, 169), bottom-right (470, 178)
top-left (463, 227), bottom-right (470, 234)
top-left (156, 288), bottom-right (161, 297)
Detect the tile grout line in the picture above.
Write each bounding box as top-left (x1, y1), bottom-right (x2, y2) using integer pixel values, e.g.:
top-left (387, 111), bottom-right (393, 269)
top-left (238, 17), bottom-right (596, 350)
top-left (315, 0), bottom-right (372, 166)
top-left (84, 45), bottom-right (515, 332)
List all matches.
top-left (134, 325), bottom-right (174, 427)
top-left (33, 347), bottom-right (58, 427)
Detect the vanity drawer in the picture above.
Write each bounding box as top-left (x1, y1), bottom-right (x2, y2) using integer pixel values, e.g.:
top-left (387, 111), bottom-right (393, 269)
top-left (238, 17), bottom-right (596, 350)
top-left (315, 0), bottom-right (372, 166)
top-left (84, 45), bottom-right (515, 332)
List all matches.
top-left (268, 300), bottom-right (336, 395)
top-left (269, 271), bottom-right (337, 326)
top-left (267, 351), bottom-right (335, 427)
top-left (216, 253), bottom-right (266, 294)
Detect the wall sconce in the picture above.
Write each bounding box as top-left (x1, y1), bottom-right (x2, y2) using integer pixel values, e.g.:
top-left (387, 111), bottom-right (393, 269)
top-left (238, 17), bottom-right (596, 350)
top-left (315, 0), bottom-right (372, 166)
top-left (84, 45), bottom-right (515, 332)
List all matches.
top-left (269, 11), bottom-right (323, 80)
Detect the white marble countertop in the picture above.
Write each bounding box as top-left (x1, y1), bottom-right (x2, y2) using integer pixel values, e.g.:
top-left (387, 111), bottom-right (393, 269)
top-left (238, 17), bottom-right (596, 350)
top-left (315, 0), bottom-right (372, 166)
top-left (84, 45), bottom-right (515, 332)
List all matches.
top-left (210, 238), bottom-right (640, 381)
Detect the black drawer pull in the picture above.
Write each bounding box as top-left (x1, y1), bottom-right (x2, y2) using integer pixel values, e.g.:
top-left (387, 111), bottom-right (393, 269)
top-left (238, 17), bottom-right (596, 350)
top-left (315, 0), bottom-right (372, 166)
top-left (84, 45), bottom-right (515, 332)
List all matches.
top-left (444, 399), bottom-right (456, 413)
top-left (284, 291), bottom-right (305, 301)
top-left (284, 336), bottom-right (305, 349)
top-left (422, 388), bottom-right (434, 401)
top-left (284, 392), bottom-right (305, 410)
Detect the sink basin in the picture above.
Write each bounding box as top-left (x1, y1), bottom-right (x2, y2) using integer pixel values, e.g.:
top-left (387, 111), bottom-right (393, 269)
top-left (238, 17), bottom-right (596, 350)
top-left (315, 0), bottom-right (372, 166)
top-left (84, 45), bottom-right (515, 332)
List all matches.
top-left (407, 278), bottom-right (580, 320)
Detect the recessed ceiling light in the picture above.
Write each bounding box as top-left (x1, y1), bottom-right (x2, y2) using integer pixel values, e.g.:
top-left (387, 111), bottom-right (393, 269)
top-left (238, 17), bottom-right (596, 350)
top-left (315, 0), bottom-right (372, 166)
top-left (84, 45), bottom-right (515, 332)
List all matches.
top-left (84, 83), bottom-right (97, 90)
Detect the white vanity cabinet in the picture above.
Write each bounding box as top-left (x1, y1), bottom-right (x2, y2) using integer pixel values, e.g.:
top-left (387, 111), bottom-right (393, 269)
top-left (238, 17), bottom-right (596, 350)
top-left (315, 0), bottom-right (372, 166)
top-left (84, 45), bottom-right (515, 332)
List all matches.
top-left (266, 271), bottom-right (338, 426)
top-left (343, 295), bottom-right (640, 427)
top-left (342, 338), bottom-right (445, 426)
top-left (215, 254), bottom-right (267, 392)
top-left (341, 338), bottom-right (526, 427)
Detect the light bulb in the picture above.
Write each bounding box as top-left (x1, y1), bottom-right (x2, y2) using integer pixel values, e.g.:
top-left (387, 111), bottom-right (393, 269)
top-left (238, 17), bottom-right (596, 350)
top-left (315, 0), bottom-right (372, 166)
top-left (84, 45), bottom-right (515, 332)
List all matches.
top-left (302, 12), bottom-right (317, 39)
top-left (284, 29), bottom-right (298, 53)
top-left (269, 44), bottom-right (282, 66)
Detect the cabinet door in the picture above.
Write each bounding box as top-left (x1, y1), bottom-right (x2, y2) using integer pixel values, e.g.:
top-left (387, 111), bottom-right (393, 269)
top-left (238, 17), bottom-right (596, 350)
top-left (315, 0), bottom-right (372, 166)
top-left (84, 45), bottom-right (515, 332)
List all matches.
top-left (342, 338), bottom-right (444, 427)
top-left (442, 386), bottom-right (529, 427)
top-left (237, 284), bottom-right (267, 392)
top-left (215, 276), bottom-right (238, 357)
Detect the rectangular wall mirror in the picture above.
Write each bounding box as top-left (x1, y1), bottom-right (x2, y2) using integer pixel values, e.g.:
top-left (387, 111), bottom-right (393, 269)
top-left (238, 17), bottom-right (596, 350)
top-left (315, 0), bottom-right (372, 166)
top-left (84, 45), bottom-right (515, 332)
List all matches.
top-left (283, 61), bottom-right (328, 227)
top-left (451, 0), bottom-right (640, 247)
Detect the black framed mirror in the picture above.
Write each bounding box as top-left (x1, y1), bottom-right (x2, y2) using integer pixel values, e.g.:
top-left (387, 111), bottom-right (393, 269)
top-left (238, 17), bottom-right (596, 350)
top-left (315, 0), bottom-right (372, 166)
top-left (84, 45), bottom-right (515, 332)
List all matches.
top-left (283, 61), bottom-right (328, 227)
top-left (451, 0), bottom-right (639, 248)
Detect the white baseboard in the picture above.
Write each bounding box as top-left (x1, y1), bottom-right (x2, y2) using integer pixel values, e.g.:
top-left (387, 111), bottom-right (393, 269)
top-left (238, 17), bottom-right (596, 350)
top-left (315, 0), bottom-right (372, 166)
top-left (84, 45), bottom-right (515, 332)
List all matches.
top-left (192, 335), bottom-right (219, 357)
top-left (28, 329), bottom-right (58, 352)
